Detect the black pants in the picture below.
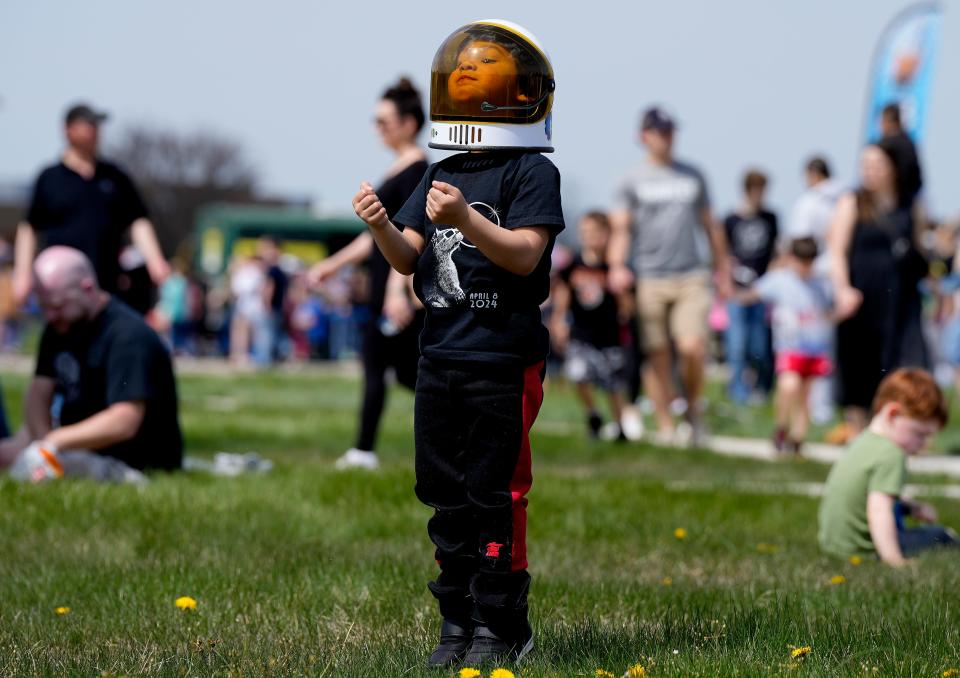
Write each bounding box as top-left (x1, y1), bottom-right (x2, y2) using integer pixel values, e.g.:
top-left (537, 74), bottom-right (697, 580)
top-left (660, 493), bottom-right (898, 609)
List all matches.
top-left (354, 312), bottom-right (423, 451)
top-left (414, 356), bottom-right (544, 633)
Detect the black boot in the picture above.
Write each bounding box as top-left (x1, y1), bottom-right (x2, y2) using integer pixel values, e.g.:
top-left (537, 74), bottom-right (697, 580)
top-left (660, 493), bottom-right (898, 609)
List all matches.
top-left (462, 617), bottom-right (533, 665)
top-left (426, 618), bottom-right (474, 668)
top-left (426, 576), bottom-right (475, 668)
top-left (464, 573), bottom-right (534, 665)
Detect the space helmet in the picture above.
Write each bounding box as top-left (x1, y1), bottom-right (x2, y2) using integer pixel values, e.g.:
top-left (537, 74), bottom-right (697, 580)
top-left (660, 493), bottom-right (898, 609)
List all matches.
top-left (428, 19), bottom-right (555, 152)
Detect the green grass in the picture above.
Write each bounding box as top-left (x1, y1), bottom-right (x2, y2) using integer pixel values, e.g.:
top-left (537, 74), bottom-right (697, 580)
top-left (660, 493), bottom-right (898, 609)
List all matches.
top-left (1, 370), bottom-right (959, 677)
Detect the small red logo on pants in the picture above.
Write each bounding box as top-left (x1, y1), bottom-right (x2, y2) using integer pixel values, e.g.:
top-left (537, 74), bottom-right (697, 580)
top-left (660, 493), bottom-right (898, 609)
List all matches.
top-left (485, 542), bottom-right (504, 558)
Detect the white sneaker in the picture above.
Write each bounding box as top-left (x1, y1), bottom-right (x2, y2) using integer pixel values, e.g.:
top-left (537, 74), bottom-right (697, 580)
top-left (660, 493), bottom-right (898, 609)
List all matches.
top-left (673, 421), bottom-right (693, 447)
top-left (670, 398), bottom-right (689, 418)
top-left (334, 448), bottom-right (380, 470)
top-left (619, 407), bottom-right (645, 442)
top-left (9, 442), bottom-right (64, 483)
top-left (674, 419), bottom-right (707, 449)
top-left (599, 422), bottom-right (622, 441)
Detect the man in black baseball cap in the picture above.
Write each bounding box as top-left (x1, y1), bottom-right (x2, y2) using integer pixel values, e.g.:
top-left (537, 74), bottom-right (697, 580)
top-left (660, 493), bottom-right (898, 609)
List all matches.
top-left (12, 102), bottom-right (169, 310)
top-left (640, 105), bottom-right (677, 133)
top-left (64, 102), bottom-right (109, 126)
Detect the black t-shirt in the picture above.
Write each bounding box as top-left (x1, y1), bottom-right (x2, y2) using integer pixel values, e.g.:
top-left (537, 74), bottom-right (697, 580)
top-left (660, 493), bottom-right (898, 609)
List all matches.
top-left (368, 160), bottom-right (429, 315)
top-left (35, 298), bottom-right (183, 471)
top-left (393, 151), bottom-right (564, 366)
top-left (267, 264), bottom-right (288, 312)
top-left (26, 160), bottom-right (149, 293)
top-left (882, 131), bottom-right (923, 203)
top-left (724, 209), bottom-right (778, 287)
top-left (558, 254), bottom-right (620, 348)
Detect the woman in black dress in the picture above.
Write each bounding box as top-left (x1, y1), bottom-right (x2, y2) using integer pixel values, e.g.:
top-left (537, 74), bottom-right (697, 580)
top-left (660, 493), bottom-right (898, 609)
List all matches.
top-left (308, 78), bottom-right (428, 469)
top-left (829, 141), bottom-right (929, 434)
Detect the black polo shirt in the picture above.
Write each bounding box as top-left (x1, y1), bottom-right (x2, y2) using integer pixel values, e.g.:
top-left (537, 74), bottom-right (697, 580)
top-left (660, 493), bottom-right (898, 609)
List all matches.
top-left (26, 160), bottom-right (149, 293)
top-left (35, 297), bottom-right (183, 471)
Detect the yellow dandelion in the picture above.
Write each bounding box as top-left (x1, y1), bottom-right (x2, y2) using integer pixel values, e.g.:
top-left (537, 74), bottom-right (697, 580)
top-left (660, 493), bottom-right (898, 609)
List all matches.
top-left (490, 670), bottom-right (516, 678)
top-left (829, 575), bottom-right (846, 585)
top-left (791, 646), bottom-right (812, 659)
top-left (673, 528), bottom-right (687, 540)
top-left (624, 663), bottom-right (647, 678)
top-left (55, 606), bottom-right (70, 615)
top-left (943, 670), bottom-right (960, 677)
top-left (175, 596), bottom-right (198, 611)
top-left (757, 543), bottom-right (781, 554)
top-left (459, 670), bottom-right (481, 678)
top-left (849, 555), bottom-right (863, 566)
top-left (661, 576), bottom-right (673, 586)
top-left (596, 670), bottom-right (616, 678)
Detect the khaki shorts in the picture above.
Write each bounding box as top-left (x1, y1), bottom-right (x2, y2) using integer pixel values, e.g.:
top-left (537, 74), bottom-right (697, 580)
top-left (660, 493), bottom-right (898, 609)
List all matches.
top-left (636, 271), bottom-right (713, 351)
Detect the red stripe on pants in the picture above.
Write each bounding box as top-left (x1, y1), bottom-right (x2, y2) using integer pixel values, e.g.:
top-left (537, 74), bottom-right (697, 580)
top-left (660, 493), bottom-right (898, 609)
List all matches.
top-left (510, 361), bottom-right (544, 571)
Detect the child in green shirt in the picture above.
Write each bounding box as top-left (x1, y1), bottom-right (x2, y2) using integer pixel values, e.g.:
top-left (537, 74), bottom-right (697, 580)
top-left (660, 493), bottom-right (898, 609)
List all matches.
top-left (819, 368), bottom-right (957, 566)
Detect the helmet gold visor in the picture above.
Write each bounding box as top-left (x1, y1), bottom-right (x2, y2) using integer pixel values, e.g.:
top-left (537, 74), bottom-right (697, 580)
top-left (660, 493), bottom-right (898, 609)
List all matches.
top-left (430, 23), bottom-right (554, 124)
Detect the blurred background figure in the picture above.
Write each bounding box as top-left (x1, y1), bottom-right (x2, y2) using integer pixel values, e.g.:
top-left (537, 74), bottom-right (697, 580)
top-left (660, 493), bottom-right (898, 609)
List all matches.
top-left (288, 272), bottom-right (334, 361)
top-left (155, 257), bottom-right (195, 355)
top-left (785, 155), bottom-right (843, 426)
top-left (307, 77), bottom-right (427, 470)
top-left (228, 254), bottom-right (267, 365)
top-left (551, 211), bottom-right (635, 441)
top-left (0, 240), bottom-right (11, 439)
top-left (0, 246), bottom-right (182, 480)
top-left (723, 169), bottom-right (777, 405)
top-left (12, 102), bottom-right (170, 310)
top-left (879, 102), bottom-right (923, 206)
top-left (830, 142), bottom-right (929, 436)
top-left (258, 236), bottom-right (289, 363)
top-left (0, 239), bottom-right (19, 355)
top-left (745, 237), bottom-right (833, 455)
top-left (609, 106), bottom-right (732, 445)
top-left (785, 156), bottom-right (842, 263)
top-left (931, 216), bottom-right (960, 399)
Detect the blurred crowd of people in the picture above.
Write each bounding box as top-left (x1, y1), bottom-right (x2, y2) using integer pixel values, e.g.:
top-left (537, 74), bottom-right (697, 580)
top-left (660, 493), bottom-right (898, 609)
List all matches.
top-left (3, 97), bottom-right (960, 460)
top-left (544, 101), bottom-right (960, 454)
top-left (146, 237), bottom-right (374, 364)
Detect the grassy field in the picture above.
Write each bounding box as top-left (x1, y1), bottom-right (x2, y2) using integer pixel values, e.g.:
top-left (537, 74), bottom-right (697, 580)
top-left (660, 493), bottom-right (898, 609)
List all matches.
top-left (1, 369), bottom-right (959, 677)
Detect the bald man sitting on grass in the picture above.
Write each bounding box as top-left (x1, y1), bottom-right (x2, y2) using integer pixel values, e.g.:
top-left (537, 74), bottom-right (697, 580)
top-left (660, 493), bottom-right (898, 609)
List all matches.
top-left (0, 246), bottom-right (182, 482)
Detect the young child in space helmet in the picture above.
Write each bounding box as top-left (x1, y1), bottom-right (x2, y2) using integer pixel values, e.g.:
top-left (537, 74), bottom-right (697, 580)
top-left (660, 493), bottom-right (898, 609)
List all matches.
top-left (351, 20), bottom-right (562, 668)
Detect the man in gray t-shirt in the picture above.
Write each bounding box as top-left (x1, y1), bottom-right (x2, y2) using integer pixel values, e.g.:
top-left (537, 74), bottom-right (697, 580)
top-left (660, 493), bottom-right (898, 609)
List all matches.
top-left (609, 106), bottom-right (732, 444)
top-left (615, 159), bottom-right (711, 276)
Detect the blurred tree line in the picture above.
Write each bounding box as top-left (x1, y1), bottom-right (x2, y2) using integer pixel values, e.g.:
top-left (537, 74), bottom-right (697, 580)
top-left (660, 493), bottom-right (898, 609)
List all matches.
top-left (108, 125), bottom-right (262, 258)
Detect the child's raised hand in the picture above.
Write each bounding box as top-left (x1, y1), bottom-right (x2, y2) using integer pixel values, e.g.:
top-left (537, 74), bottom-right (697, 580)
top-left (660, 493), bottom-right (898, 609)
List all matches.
top-left (426, 181), bottom-right (469, 227)
top-left (352, 182), bottom-right (390, 230)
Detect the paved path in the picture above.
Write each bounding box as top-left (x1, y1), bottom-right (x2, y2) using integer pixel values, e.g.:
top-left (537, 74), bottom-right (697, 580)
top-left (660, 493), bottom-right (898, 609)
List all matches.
top-left (707, 434), bottom-right (960, 478)
top-left (665, 478), bottom-right (960, 499)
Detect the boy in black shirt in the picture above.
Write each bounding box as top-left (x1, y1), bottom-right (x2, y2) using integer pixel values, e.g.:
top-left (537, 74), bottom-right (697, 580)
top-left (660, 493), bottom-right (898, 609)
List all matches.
top-left (551, 211), bottom-right (629, 438)
top-left (351, 21), bottom-right (562, 667)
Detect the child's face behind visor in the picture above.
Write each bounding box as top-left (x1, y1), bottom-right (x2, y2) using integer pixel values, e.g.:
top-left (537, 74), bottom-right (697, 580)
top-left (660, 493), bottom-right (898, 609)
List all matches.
top-left (447, 40), bottom-right (522, 114)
